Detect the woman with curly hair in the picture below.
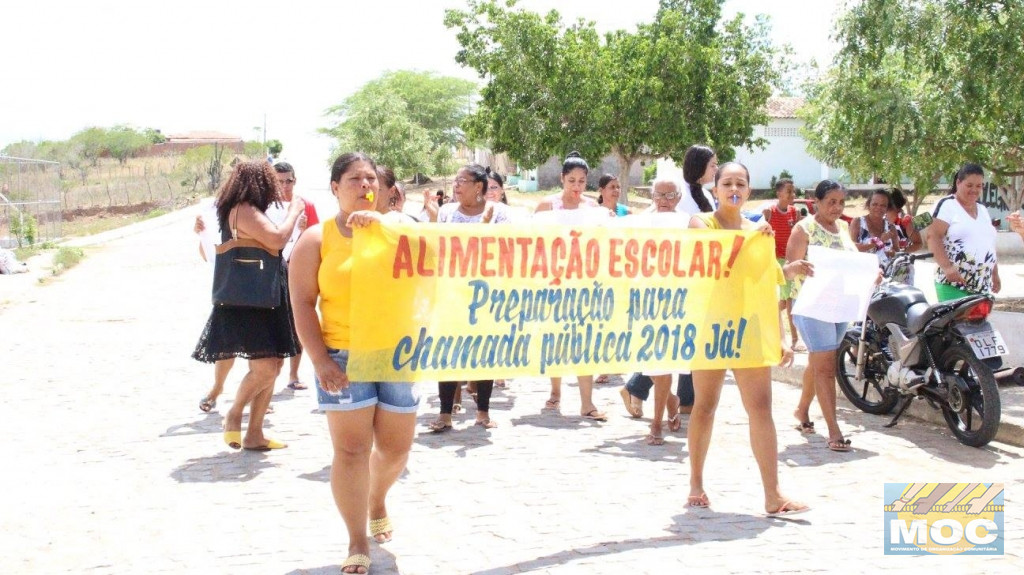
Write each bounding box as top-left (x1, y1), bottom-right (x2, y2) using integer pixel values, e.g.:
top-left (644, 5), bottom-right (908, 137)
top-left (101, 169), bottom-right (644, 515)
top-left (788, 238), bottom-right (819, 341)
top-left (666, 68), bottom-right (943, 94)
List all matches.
top-left (192, 161), bottom-right (305, 451)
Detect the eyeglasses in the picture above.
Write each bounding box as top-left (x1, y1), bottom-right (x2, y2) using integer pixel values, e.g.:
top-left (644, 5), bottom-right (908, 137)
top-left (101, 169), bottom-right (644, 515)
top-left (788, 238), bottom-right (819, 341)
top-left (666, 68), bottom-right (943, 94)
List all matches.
top-left (277, 179), bottom-right (296, 185)
top-left (653, 191), bottom-right (679, 200)
top-left (453, 178), bottom-right (472, 186)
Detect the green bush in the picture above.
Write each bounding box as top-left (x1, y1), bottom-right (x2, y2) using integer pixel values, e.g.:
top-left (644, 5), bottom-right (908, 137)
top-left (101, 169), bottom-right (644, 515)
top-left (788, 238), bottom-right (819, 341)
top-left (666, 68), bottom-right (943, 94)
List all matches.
top-left (8, 213), bottom-right (38, 247)
top-left (768, 169), bottom-right (794, 191)
top-left (643, 163), bottom-right (657, 184)
top-left (52, 246), bottom-right (85, 276)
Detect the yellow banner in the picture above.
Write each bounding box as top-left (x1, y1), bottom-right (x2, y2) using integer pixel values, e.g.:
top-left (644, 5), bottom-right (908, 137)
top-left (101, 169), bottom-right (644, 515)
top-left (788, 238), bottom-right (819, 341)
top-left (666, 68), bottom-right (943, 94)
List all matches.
top-left (349, 222), bottom-right (781, 381)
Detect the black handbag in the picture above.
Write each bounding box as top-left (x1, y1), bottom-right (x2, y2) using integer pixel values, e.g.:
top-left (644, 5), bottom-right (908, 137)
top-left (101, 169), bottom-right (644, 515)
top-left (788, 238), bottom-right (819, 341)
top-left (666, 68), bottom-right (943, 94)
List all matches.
top-left (212, 211), bottom-right (283, 309)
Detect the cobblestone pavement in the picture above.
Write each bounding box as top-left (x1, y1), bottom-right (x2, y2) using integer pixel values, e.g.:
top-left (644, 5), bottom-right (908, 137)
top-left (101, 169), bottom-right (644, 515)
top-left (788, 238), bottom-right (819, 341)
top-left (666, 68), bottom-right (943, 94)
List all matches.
top-left (1, 209), bottom-right (1021, 574)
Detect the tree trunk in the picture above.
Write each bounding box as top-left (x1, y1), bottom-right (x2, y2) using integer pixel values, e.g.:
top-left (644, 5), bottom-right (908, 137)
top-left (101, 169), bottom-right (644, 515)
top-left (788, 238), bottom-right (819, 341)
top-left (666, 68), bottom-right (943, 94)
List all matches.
top-left (998, 175), bottom-right (1023, 214)
top-left (613, 149), bottom-right (636, 203)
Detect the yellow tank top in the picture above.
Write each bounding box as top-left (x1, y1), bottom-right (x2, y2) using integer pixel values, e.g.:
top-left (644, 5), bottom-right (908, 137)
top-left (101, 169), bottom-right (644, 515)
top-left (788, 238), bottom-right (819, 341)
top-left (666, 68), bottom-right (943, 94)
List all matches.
top-left (319, 217), bottom-right (353, 349)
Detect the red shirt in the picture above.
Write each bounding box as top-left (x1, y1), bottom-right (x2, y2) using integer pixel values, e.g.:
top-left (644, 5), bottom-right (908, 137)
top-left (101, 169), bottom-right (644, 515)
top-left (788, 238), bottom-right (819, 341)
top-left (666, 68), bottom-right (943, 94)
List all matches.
top-left (299, 195), bottom-right (319, 227)
top-left (766, 204), bottom-right (799, 258)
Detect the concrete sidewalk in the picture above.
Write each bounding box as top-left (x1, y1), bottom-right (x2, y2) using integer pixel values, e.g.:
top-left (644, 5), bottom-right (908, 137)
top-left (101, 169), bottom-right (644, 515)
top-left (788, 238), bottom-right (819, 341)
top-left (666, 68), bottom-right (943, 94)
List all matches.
top-left (1, 207), bottom-right (1021, 574)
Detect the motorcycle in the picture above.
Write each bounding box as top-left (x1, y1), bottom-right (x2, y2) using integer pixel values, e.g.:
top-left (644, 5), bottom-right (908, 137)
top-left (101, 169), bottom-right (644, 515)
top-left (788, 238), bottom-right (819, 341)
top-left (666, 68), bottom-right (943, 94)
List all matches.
top-left (835, 251), bottom-right (1006, 447)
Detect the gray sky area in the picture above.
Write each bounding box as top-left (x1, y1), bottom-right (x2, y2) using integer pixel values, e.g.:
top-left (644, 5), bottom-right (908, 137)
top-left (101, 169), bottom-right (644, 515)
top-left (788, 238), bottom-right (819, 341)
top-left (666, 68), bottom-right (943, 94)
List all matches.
top-left (0, 0), bottom-right (843, 182)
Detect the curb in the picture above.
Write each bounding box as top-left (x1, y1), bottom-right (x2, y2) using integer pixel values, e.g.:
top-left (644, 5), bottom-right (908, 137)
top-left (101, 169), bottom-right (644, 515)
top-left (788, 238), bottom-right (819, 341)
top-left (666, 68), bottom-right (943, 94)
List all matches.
top-left (773, 362), bottom-right (1024, 448)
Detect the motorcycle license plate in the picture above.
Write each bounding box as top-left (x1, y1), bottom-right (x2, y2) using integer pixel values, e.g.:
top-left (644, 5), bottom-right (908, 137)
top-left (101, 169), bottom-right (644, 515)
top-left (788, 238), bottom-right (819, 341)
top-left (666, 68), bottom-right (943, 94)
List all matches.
top-left (965, 330), bottom-right (1009, 359)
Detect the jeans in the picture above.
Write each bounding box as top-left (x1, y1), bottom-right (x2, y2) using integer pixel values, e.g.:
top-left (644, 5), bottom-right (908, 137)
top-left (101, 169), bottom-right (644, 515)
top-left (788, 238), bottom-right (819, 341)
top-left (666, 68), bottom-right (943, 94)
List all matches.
top-left (624, 372), bottom-right (693, 406)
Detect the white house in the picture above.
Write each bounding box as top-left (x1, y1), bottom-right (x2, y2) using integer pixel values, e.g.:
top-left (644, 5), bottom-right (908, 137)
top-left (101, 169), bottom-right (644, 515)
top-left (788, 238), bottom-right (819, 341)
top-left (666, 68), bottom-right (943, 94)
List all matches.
top-left (657, 96), bottom-right (831, 190)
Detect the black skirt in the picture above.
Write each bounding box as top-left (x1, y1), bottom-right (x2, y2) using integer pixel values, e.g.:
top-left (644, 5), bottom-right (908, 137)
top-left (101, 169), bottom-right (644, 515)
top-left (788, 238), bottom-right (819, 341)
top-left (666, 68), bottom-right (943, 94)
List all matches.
top-left (191, 266), bottom-right (301, 363)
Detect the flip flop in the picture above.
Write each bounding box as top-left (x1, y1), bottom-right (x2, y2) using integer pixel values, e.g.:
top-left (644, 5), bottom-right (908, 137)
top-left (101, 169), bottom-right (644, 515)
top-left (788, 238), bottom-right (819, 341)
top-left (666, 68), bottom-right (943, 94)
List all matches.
top-left (618, 387), bottom-right (643, 418)
top-left (544, 398), bottom-right (561, 410)
top-left (595, 374), bottom-right (610, 384)
top-left (243, 439), bottom-right (287, 451)
top-left (795, 421), bottom-right (815, 435)
top-left (474, 418), bottom-right (498, 429)
top-left (428, 419), bottom-right (453, 433)
top-left (199, 396), bottom-right (216, 413)
top-left (767, 501), bottom-right (811, 517)
top-left (645, 433), bottom-right (665, 446)
top-left (827, 438), bottom-right (852, 452)
top-left (581, 409), bottom-right (608, 422)
top-left (668, 414), bottom-right (682, 433)
top-left (687, 493), bottom-right (710, 508)
top-left (287, 380), bottom-right (308, 390)
top-left (792, 341), bottom-right (808, 353)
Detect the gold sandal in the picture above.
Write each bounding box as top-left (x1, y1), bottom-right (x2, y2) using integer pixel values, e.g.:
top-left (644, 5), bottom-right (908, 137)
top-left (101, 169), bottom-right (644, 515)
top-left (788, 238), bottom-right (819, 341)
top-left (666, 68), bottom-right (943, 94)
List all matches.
top-left (370, 516), bottom-right (393, 543)
top-left (341, 553), bottom-right (371, 573)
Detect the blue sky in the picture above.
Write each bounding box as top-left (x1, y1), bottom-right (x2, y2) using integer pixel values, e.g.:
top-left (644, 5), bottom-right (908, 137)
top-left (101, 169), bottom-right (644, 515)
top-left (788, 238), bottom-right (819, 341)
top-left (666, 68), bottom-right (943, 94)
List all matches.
top-left (0, 0), bottom-right (843, 184)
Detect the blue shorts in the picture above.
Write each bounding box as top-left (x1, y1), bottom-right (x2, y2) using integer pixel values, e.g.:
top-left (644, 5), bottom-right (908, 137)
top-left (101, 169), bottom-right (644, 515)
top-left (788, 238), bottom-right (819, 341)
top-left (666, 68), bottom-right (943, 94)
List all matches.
top-left (793, 315), bottom-right (847, 353)
top-left (316, 348), bottom-right (421, 413)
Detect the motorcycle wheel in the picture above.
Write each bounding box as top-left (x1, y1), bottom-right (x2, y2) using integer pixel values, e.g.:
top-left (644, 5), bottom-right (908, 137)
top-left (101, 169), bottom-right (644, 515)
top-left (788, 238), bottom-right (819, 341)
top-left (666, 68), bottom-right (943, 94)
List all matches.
top-left (835, 335), bottom-right (899, 414)
top-left (939, 345), bottom-right (1000, 447)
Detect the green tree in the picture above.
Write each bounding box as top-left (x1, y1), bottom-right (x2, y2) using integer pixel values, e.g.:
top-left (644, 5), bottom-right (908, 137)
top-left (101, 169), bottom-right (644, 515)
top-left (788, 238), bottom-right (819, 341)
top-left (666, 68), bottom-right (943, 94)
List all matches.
top-left (70, 127), bottom-right (107, 167)
top-left (267, 139), bottom-right (283, 158)
top-left (326, 88), bottom-right (432, 178)
top-left (445, 0), bottom-right (785, 191)
top-left (143, 128), bottom-right (167, 144)
top-left (322, 70), bottom-right (477, 177)
top-left (801, 0), bottom-right (1024, 214)
top-left (105, 125), bottom-right (151, 165)
top-left (177, 144), bottom-right (230, 193)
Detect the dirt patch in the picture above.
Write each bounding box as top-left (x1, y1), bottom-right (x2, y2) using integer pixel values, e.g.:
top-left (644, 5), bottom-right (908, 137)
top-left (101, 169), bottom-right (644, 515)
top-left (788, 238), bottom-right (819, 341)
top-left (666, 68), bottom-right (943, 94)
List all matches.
top-left (63, 202), bottom-right (160, 222)
top-left (994, 298), bottom-right (1024, 313)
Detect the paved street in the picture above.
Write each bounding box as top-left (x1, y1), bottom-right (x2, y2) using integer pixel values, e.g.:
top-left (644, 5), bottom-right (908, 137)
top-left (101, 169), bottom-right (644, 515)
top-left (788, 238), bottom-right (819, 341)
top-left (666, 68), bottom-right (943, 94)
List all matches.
top-left (1, 208), bottom-right (1021, 574)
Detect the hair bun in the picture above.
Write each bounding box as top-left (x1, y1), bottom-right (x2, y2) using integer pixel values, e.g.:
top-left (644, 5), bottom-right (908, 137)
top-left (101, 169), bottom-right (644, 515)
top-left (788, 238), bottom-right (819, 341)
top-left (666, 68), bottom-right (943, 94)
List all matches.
top-left (566, 151), bottom-right (582, 159)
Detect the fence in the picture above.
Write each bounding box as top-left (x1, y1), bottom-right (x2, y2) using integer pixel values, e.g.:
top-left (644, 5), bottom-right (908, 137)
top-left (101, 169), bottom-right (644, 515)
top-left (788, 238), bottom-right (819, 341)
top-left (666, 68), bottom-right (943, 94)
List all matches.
top-left (0, 155), bottom-right (62, 248)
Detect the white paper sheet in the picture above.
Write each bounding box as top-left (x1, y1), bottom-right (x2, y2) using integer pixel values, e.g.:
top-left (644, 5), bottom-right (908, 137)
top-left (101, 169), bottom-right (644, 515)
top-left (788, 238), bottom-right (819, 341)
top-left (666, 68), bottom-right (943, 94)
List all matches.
top-left (791, 245), bottom-right (879, 323)
top-left (197, 199), bottom-right (219, 267)
top-left (604, 211), bottom-right (691, 229)
top-left (264, 202), bottom-right (300, 261)
top-left (530, 206), bottom-right (611, 226)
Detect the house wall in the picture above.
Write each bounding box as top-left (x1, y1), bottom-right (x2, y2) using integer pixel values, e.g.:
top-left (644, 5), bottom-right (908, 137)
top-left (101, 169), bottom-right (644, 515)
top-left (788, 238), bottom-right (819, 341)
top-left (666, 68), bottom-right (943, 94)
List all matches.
top-left (656, 118), bottom-right (831, 191)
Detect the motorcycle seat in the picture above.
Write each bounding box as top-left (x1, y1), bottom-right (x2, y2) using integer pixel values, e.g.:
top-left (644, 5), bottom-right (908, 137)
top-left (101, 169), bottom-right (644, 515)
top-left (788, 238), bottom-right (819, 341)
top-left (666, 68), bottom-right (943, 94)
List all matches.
top-left (906, 301), bottom-right (941, 334)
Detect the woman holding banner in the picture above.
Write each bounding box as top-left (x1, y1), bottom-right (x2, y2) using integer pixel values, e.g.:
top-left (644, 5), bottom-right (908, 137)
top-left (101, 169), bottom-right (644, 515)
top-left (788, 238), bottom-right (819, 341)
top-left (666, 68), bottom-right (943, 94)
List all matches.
top-left (533, 152), bottom-right (608, 421)
top-left (687, 161), bottom-right (807, 516)
top-left (289, 153), bottom-right (420, 574)
top-left (428, 163), bottom-right (510, 433)
top-left (786, 179), bottom-right (859, 452)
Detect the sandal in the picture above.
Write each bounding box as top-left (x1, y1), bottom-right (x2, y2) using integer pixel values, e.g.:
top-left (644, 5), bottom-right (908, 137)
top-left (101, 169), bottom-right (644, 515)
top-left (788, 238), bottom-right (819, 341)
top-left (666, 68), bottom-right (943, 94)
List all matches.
top-left (595, 374), bottom-right (610, 384)
top-left (451, 403), bottom-right (463, 415)
top-left (474, 418), bottom-right (498, 429)
top-left (370, 516), bottom-right (393, 543)
top-left (199, 396), bottom-right (216, 413)
top-left (687, 493), bottom-right (710, 508)
top-left (428, 419), bottom-right (453, 433)
top-left (581, 409), bottom-right (607, 422)
top-left (668, 414), bottom-right (682, 433)
top-left (286, 380), bottom-right (308, 390)
top-left (341, 553), bottom-right (371, 574)
top-left (645, 433), bottom-right (665, 446)
top-left (544, 398), bottom-right (560, 410)
top-left (792, 340), bottom-right (808, 353)
top-left (619, 387), bottom-right (643, 418)
top-left (795, 421), bottom-right (815, 435)
top-left (827, 438), bottom-right (852, 452)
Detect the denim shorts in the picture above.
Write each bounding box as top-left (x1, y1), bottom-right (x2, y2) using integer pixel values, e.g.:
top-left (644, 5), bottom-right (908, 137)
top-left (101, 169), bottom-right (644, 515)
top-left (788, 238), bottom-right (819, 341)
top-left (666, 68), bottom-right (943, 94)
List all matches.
top-left (316, 348), bottom-right (421, 413)
top-left (793, 315), bottom-right (847, 353)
